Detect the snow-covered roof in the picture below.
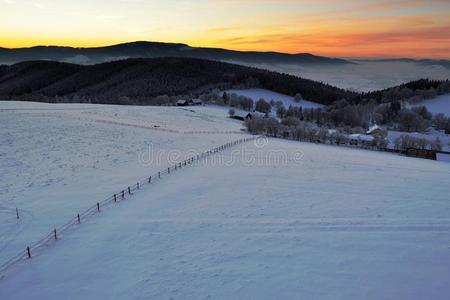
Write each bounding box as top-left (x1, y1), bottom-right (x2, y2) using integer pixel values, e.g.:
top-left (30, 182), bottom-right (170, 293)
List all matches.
top-left (233, 111), bottom-right (250, 118)
top-left (232, 111), bottom-right (265, 119)
top-left (367, 124), bottom-right (381, 134)
top-left (177, 99), bottom-right (188, 104)
top-left (250, 111), bottom-right (266, 118)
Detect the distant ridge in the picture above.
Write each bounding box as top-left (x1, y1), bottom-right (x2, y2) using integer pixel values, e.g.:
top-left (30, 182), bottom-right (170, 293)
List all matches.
top-left (354, 58), bottom-right (450, 69)
top-left (0, 41), bottom-right (351, 65)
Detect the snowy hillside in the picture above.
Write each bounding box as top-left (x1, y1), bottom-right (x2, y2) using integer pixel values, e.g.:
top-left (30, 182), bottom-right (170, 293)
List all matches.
top-left (224, 88), bottom-right (323, 109)
top-left (410, 94), bottom-right (450, 117)
top-left (1, 134), bottom-right (450, 299)
top-left (0, 101), bottom-right (246, 269)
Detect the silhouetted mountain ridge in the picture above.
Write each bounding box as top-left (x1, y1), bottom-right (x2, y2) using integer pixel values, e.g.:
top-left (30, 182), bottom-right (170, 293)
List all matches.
top-left (0, 41), bottom-right (351, 65)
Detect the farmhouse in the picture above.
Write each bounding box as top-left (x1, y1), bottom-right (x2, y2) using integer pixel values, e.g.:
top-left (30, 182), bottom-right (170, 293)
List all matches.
top-left (231, 111), bottom-right (252, 121)
top-left (367, 124), bottom-right (383, 135)
top-left (231, 111), bottom-right (265, 121)
top-left (176, 99), bottom-right (189, 106)
top-left (249, 111), bottom-right (266, 119)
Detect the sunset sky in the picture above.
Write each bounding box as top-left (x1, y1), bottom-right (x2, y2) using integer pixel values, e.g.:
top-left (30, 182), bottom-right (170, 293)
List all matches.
top-left (1, 0), bottom-right (450, 58)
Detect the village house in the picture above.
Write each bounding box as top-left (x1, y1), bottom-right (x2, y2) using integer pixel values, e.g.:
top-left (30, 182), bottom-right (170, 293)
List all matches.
top-left (366, 124), bottom-right (383, 136)
top-left (230, 111), bottom-right (265, 121)
top-left (176, 99), bottom-right (189, 106)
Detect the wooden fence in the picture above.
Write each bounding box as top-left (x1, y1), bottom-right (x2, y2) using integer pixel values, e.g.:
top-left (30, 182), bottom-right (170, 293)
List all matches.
top-left (0, 137), bottom-right (255, 277)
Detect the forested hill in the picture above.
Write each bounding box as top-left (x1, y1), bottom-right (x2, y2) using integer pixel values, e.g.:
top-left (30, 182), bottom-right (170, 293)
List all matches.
top-left (362, 78), bottom-right (450, 103)
top-left (0, 58), bottom-right (357, 105)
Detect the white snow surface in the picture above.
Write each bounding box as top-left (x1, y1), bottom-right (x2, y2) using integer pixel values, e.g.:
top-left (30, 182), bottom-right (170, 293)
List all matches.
top-left (0, 101), bottom-right (246, 269)
top-left (224, 88), bottom-right (323, 109)
top-left (410, 94), bottom-right (450, 117)
top-left (1, 129), bottom-right (450, 299)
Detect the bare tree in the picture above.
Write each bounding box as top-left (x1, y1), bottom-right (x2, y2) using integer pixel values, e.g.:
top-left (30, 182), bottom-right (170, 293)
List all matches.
top-left (255, 99), bottom-right (272, 114)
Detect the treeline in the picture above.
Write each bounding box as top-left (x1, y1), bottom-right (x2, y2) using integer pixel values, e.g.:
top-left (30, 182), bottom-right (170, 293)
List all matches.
top-left (245, 117), bottom-right (390, 149)
top-left (0, 58), bottom-right (356, 105)
top-left (245, 117), bottom-right (444, 151)
top-left (216, 89), bottom-right (449, 133)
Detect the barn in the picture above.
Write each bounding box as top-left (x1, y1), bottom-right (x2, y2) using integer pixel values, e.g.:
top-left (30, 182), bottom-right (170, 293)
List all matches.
top-left (176, 100), bottom-right (189, 106)
top-left (231, 111), bottom-right (252, 121)
top-left (231, 111), bottom-right (265, 121)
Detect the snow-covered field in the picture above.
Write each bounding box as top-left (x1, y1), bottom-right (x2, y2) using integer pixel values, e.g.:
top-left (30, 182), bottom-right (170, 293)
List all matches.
top-left (224, 88), bottom-right (323, 110)
top-left (0, 101), bottom-right (246, 269)
top-left (1, 125), bottom-right (450, 298)
top-left (1, 102), bottom-right (450, 299)
top-left (410, 94), bottom-right (450, 117)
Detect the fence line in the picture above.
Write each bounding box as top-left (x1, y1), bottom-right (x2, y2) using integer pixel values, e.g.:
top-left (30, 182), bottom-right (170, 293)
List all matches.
top-left (0, 136), bottom-right (256, 277)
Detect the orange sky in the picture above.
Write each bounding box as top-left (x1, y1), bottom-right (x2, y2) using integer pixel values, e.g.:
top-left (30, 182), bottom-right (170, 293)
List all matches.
top-left (1, 0), bottom-right (450, 58)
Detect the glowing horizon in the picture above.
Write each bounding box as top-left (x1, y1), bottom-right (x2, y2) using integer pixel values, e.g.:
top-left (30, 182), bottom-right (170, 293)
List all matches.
top-left (1, 0), bottom-right (450, 59)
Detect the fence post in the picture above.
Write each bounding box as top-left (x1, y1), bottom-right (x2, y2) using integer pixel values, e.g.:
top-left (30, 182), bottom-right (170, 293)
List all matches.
top-left (16, 207), bottom-right (19, 219)
top-left (158, 171), bottom-right (161, 178)
top-left (27, 247), bottom-right (31, 258)
top-left (77, 214), bottom-right (81, 224)
top-left (114, 194), bottom-right (117, 202)
top-left (128, 186), bottom-right (131, 194)
top-left (54, 228), bottom-right (57, 240)
top-left (97, 202), bottom-right (100, 212)
top-left (137, 182), bottom-right (139, 189)
top-left (168, 167), bottom-right (170, 174)
top-left (149, 176), bottom-right (152, 183)
top-left (122, 190), bottom-right (125, 198)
